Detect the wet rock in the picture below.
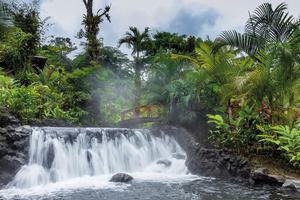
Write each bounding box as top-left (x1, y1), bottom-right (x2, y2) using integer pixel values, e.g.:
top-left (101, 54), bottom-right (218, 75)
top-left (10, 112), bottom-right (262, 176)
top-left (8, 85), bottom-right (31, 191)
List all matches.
top-left (0, 155), bottom-right (26, 187)
top-left (250, 168), bottom-right (285, 186)
top-left (283, 180), bottom-right (300, 192)
top-left (186, 147), bottom-right (251, 179)
top-left (283, 183), bottom-right (298, 192)
top-left (0, 144), bottom-right (8, 158)
top-left (86, 150), bottom-right (92, 163)
top-left (150, 125), bottom-right (252, 180)
top-left (6, 126), bottom-right (31, 143)
top-left (157, 159), bottom-right (172, 167)
top-left (109, 173), bottom-right (133, 183)
top-left (0, 107), bottom-right (20, 128)
top-left (0, 114), bottom-right (31, 187)
top-left (11, 139), bottom-right (29, 150)
top-left (172, 153), bottom-right (186, 160)
top-left (0, 128), bottom-right (7, 135)
top-left (43, 143), bottom-right (55, 169)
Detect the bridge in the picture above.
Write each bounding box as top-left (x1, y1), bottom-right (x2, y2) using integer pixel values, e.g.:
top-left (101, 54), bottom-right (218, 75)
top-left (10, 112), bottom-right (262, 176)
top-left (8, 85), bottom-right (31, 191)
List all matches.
top-left (118, 104), bottom-right (163, 127)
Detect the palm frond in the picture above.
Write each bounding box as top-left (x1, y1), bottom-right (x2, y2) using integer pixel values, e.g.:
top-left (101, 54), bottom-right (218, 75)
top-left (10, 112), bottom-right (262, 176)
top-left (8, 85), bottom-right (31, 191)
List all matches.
top-left (214, 2), bottom-right (298, 55)
top-left (0, 1), bottom-right (12, 33)
top-left (213, 30), bottom-right (261, 56)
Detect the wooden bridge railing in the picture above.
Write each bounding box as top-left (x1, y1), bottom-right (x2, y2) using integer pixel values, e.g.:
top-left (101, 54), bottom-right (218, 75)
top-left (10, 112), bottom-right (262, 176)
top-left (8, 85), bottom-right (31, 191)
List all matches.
top-left (120, 104), bottom-right (163, 122)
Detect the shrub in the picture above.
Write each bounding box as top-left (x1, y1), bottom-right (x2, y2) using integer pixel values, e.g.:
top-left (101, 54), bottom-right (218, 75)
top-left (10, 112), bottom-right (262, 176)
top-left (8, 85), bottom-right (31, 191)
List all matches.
top-left (0, 28), bottom-right (32, 73)
top-left (258, 124), bottom-right (300, 167)
top-left (207, 105), bottom-right (262, 151)
top-left (0, 72), bottom-right (85, 123)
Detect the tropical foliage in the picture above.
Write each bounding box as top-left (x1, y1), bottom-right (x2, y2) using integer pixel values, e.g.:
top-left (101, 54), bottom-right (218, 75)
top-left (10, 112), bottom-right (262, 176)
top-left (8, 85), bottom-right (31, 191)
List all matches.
top-left (118, 26), bottom-right (151, 106)
top-left (159, 2), bottom-right (299, 167)
top-left (213, 2), bottom-right (299, 56)
top-left (258, 124), bottom-right (300, 167)
top-left (0, 1), bottom-right (299, 168)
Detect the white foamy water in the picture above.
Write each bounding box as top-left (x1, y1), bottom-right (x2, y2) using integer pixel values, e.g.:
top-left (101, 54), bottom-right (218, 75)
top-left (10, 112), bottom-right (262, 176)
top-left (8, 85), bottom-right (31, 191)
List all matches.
top-left (0, 127), bottom-right (195, 199)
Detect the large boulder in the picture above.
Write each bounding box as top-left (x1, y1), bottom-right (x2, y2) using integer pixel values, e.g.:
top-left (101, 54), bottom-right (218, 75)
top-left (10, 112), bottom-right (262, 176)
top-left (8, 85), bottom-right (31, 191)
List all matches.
top-left (0, 155), bottom-right (26, 187)
top-left (109, 173), bottom-right (133, 183)
top-left (151, 125), bottom-right (251, 180)
top-left (0, 108), bottom-right (31, 187)
top-left (187, 147), bottom-right (251, 179)
top-left (250, 168), bottom-right (285, 186)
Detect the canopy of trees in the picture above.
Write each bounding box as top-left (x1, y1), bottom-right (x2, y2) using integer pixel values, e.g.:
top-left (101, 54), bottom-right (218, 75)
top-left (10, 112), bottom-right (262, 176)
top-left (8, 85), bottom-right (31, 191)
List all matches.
top-left (0, 1), bottom-right (299, 168)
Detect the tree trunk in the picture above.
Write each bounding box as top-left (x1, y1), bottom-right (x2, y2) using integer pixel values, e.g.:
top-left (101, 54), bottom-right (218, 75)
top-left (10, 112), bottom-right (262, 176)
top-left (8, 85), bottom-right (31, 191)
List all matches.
top-left (83, 0), bottom-right (100, 62)
top-left (134, 62), bottom-right (142, 107)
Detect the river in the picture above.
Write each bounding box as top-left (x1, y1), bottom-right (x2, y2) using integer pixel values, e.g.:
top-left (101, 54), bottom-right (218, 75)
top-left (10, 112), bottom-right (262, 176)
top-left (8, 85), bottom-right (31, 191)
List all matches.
top-left (0, 127), bottom-right (298, 200)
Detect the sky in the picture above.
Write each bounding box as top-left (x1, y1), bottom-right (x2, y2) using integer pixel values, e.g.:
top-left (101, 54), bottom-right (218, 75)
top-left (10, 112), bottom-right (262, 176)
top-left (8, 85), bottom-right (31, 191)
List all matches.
top-left (17, 0), bottom-right (300, 57)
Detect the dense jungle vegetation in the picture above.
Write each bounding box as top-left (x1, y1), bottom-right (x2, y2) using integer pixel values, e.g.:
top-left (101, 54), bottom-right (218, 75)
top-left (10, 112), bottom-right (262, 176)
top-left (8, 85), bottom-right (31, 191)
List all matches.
top-left (0, 1), bottom-right (299, 168)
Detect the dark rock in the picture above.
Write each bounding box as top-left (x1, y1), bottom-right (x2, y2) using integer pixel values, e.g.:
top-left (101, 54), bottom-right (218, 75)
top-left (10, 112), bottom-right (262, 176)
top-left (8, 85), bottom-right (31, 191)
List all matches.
top-left (43, 142), bottom-right (55, 169)
top-left (0, 144), bottom-right (8, 158)
top-left (150, 125), bottom-right (252, 180)
top-left (250, 168), bottom-right (285, 186)
top-left (30, 119), bottom-right (73, 127)
top-left (109, 173), bottom-right (133, 183)
top-left (0, 128), bottom-right (7, 135)
top-left (0, 135), bottom-right (6, 143)
top-left (0, 107), bottom-right (20, 128)
top-left (186, 147), bottom-right (251, 179)
top-left (283, 180), bottom-right (300, 193)
top-left (283, 183), bottom-right (298, 192)
top-left (12, 139), bottom-right (30, 150)
top-left (86, 150), bottom-right (92, 163)
top-left (157, 159), bottom-right (172, 167)
top-left (0, 123), bottom-right (31, 187)
top-left (6, 126), bottom-right (32, 144)
top-left (172, 153), bottom-right (186, 160)
top-left (6, 125), bottom-right (16, 132)
top-left (0, 155), bottom-right (25, 187)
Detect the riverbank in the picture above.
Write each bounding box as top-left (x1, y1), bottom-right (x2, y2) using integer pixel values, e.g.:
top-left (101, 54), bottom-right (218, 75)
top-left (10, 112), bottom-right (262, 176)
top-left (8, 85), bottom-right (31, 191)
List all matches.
top-left (248, 154), bottom-right (300, 179)
top-left (1, 106), bottom-right (299, 192)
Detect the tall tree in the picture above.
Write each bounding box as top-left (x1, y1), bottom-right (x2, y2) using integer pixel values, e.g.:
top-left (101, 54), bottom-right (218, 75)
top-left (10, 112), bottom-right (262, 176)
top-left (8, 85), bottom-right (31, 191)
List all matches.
top-left (40, 37), bottom-right (76, 71)
top-left (145, 32), bottom-right (197, 56)
top-left (118, 26), bottom-right (150, 106)
top-left (9, 2), bottom-right (48, 58)
top-left (81, 0), bottom-right (111, 62)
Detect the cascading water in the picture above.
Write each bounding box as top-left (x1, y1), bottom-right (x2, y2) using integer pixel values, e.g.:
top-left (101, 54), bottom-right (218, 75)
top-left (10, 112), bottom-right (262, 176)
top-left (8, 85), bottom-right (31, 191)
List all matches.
top-left (8, 127), bottom-right (188, 189)
top-left (1, 127), bottom-right (297, 200)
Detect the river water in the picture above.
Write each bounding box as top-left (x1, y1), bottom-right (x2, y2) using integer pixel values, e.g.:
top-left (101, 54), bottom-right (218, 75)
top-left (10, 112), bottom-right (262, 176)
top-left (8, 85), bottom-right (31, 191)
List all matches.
top-left (0, 127), bottom-right (299, 200)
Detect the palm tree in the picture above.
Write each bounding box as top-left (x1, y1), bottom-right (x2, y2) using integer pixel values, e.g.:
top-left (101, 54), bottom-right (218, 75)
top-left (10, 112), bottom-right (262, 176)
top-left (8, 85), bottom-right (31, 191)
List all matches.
top-left (235, 28), bottom-right (300, 113)
top-left (118, 26), bottom-right (150, 106)
top-left (0, 1), bottom-right (11, 35)
top-left (213, 3), bottom-right (299, 56)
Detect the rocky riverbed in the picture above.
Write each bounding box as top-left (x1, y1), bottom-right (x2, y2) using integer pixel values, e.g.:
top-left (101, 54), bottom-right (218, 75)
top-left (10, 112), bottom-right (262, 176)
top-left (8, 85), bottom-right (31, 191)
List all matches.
top-left (0, 107), bottom-right (299, 194)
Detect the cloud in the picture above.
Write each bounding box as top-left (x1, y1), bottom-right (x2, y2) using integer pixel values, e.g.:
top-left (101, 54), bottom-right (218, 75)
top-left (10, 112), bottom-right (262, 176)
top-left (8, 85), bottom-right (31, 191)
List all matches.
top-left (164, 8), bottom-right (219, 36)
top-left (40, 0), bottom-right (83, 35)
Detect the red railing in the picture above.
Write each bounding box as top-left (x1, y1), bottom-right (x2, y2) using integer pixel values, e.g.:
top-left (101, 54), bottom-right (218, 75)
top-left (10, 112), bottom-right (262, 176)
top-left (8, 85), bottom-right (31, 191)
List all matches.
top-left (120, 104), bottom-right (163, 121)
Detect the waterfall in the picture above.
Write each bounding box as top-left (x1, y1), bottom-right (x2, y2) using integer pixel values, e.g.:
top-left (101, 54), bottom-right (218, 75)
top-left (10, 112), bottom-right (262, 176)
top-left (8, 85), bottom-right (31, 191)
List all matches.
top-left (8, 127), bottom-right (188, 189)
